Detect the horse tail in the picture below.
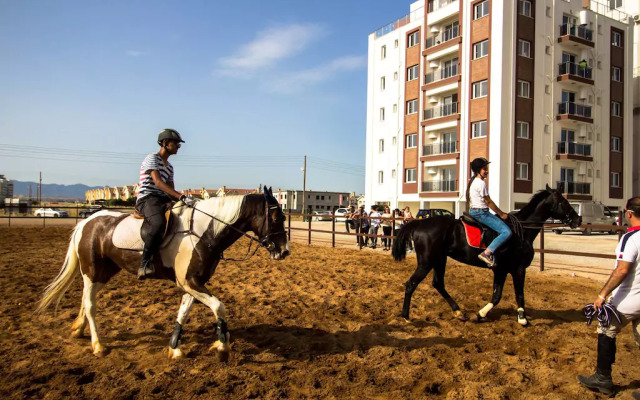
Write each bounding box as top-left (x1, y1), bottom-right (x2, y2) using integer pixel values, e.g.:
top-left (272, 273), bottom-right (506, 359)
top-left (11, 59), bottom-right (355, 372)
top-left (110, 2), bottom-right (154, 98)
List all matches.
top-left (392, 220), bottom-right (420, 261)
top-left (36, 222), bottom-right (84, 315)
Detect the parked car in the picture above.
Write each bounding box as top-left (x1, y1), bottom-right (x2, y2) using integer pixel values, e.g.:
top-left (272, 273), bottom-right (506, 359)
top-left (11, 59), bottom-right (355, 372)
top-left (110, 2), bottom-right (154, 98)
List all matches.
top-left (551, 201), bottom-right (617, 235)
top-left (416, 208), bottom-right (455, 219)
top-left (79, 206), bottom-right (104, 218)
top-left (312, 211), bottom-right (333, 221)
top-left (334, 207), bottom-right (351, 222)
top-left (34, 208), bottom-right (69, 218)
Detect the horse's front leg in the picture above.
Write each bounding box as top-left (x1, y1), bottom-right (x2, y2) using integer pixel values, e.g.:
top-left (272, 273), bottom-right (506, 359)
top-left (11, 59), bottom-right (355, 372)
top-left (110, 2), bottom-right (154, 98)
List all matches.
top-left (476, 269), bottom-right (507, 323)
top-left (432, 261), bottom-right (467, 321)
top-left (182, 278), bottom-right (231, 362)
top-left (167, 293), bottom-right (195, 359)
top-left (511, 267), bottom-right (529, 326)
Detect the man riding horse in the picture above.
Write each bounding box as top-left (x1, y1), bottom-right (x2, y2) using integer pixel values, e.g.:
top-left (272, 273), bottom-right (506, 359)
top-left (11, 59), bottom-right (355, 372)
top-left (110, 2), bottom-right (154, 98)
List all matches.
top-left (137, 129), bottom-right (196, 280)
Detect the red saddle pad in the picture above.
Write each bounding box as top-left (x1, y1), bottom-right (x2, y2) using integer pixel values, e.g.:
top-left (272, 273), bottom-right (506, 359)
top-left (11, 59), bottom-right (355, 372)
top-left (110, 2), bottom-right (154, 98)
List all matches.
top-left (461, 220), bottom-right (486, 249)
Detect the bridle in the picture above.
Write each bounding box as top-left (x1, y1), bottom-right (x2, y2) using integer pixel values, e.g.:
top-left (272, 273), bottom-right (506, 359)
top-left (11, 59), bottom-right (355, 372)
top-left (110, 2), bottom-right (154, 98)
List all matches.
top-left (551, 196), bottom-right (576, 225)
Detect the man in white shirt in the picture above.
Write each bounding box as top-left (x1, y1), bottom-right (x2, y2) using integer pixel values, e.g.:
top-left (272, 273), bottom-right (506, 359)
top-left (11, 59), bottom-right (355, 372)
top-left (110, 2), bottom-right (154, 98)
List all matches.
top-left (368, 205), bottom-right (382, 249)
top-left (578, 196), bottom-right (640, 396)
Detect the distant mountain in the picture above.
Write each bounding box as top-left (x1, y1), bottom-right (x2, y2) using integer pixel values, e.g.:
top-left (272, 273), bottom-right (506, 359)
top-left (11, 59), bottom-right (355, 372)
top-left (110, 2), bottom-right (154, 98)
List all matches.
top-left (12, 180), bottom-right (103, 200)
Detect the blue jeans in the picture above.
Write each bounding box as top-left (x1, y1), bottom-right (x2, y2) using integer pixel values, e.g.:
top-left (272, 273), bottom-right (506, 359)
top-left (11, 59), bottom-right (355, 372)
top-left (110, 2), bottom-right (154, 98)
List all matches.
top-left (469, 208), bottom-right (512, 253)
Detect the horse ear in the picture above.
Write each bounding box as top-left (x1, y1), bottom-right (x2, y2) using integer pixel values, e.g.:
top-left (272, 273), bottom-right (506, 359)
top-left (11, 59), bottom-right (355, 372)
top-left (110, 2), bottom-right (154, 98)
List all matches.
top-left (546, 184), bottom-right (552, 192)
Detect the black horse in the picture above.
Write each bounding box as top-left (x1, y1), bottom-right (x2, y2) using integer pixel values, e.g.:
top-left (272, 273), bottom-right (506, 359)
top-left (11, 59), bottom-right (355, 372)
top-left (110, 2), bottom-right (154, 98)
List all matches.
top-left (393, 185), bottom-right (581, 326)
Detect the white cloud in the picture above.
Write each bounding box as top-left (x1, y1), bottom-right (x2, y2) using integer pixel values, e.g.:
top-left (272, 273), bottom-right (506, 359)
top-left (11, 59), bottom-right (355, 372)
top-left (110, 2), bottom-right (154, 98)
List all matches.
top-left (266, 55), bottom-right (365, 94)
top-left (216, 23), bottom-right (325, 76)
top-left (126, 50), bottom-right (145, 57)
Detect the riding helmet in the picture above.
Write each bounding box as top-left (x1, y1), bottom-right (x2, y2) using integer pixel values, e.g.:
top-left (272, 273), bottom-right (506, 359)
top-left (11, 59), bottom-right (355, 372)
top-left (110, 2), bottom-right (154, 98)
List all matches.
top-left (157, 129), bottom-right (185, 145)
top-left (470, 157), bottom-right (490, 175)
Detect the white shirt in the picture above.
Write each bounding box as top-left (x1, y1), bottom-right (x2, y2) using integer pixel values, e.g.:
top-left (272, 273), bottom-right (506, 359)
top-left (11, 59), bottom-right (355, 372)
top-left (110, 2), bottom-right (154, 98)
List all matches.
top-left (370, 211), bottom-right (381, 228)
top-left (611, 229), bottom-right (640, 315)
top-left (469, 178), bottom-right (489, 209)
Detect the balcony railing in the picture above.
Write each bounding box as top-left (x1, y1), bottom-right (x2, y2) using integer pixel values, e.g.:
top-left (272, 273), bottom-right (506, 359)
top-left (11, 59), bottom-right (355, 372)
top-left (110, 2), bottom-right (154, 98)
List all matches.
top-left (424, 64), bottom-right (459, 84)
top-left (422, 180), bottom-right (457, 192)
top-left (559, 23), bottom-right (594, 42)
top-left (423, 141), bottom-right (458, 156)
top-left (427, 0), bottom-right (457, 13)
top-left (557, 141), bottom-right (592, 157)
top-left (557, 181), bottom-right (591, 195)
top-left (558, 102), bottom-right (592, 119)
top-left (424, 102), bottom-right (459, 120)
top-left (558, 62), bottom-right (593, 80)
top-left (425, 25), bottom-right (460, 48)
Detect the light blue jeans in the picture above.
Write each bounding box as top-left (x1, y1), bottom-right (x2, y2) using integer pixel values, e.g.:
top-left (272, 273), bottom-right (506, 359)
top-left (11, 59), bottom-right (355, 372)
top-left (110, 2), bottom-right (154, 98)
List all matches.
top-left (470, 208), bottom-right (512, 253)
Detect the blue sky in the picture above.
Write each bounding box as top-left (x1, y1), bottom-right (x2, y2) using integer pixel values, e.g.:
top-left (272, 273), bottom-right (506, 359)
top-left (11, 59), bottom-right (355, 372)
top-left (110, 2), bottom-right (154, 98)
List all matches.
top-left (0, 0), bottom-right (410, 193)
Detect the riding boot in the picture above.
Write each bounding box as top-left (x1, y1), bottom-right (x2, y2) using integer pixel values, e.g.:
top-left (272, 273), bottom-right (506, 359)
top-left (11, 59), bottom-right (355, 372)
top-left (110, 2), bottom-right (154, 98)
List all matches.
top-left (137, 249), bottom-right (155, 280)
top-left (577, 334), bottom-right (616, 395)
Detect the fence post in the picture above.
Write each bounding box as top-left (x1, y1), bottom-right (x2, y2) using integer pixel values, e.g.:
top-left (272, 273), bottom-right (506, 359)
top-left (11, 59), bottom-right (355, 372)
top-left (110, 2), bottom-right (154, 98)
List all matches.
top-left (331, 215), bottom-right (335, 248)
top-left (287, 212), bottom-right (291, 241)
top-left (539, 227), bottom-right (545, 272)
top-left (307, 212), bottom-right (311, 245)
top-left (76, 203), bottom-right (79, 223)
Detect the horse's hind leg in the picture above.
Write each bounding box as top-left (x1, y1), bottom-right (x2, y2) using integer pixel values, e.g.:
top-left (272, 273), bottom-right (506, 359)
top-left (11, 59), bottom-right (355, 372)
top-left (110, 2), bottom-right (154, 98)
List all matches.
top-left (511, 267), bottom-right (529, 326)
top-left (476, 269), bottom-right (508, 323)
top-left (167, 293), bottom-right (195, 359)
top-left (431, 262), bottom-right (467, 321)
top-left (71, 298), bottom-right (86, 338)
top-left (402, 264), bottom-right (432, 320)
top-left (81, 274), bottom-right (106, 356)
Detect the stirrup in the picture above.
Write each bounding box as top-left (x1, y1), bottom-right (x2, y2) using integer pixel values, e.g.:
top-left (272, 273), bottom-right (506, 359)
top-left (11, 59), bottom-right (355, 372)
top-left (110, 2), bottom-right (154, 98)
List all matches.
top-left (137, 264), bottom-right (155, 280)
top-left (478, 252), bottom-right (495, 268)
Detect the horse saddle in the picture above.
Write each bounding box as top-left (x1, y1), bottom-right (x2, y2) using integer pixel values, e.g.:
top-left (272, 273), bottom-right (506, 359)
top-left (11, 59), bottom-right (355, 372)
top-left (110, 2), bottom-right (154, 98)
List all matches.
top-left (112, 209), bottom-right (174, 251)
top-left (460, 212), bottom-right (498, 249)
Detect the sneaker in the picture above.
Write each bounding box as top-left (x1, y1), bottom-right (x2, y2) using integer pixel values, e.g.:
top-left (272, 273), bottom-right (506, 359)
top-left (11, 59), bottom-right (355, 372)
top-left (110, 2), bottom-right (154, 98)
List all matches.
top-left (478, 252), bottom-right (495, 267)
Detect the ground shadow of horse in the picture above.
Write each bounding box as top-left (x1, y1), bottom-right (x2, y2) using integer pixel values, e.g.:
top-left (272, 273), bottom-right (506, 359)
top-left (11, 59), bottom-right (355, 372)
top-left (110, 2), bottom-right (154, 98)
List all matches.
top-left (223, 323), bottom-right (468, 361)
top-left (474, 308), bottom-right (584, 327)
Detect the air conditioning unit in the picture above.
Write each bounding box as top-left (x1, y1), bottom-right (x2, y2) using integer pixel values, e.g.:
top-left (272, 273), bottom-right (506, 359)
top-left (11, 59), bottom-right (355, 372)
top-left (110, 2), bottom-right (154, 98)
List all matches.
top-left (429, 96), bottom-right (439, 104)
top-left (633, 14), bottom-right (640, 23)
top-left (578, 129), bottom-right (587, 137)
top-left (430, 25), bottom-right (440, 33)
top-left (427, 168), bottom-right (437, 175)
top-left (429, 61), bottom-right (439, 69)
top-left (427, 132), bottom-right (438, 139)
top-left (578, 162), bottom-right (587, 175)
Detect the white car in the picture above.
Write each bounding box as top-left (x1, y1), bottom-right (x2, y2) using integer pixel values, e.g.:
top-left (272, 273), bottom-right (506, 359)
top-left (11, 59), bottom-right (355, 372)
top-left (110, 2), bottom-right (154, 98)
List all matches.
top-left (312, 211), bottom-right (332, 221)
top-left (34, 208), bottom-right (69, 218)
top-left (334, 208), bottom-right (351, 222)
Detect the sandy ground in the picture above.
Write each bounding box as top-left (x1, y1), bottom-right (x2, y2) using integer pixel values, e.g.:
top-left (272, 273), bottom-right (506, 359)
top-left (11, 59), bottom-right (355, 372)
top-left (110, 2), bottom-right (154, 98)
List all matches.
top-left (1, 226), bottom-right (639, 399)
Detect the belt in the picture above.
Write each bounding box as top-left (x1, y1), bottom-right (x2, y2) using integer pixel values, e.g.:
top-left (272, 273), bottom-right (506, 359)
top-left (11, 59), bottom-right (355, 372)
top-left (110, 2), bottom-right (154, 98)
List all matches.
top-left (469, 207), bottom-right (488, 210)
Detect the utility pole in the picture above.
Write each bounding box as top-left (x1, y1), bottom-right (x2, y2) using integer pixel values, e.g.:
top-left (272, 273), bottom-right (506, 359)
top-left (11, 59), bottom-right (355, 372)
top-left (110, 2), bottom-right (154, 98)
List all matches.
top-left (302, 155), bottom-right (306, 221)
top-left (38, 171), bottom-right (42, 204)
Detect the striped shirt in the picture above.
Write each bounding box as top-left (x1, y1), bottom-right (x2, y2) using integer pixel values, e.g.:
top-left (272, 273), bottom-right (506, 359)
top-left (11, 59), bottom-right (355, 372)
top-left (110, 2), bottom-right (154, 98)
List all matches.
top-left (137, 153), bottom-right (174, 200)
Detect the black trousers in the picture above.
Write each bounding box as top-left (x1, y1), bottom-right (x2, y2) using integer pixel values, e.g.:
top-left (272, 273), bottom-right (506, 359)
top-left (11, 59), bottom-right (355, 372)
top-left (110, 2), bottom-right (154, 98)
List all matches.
top-left (137, 195), bottom-right (171, 254)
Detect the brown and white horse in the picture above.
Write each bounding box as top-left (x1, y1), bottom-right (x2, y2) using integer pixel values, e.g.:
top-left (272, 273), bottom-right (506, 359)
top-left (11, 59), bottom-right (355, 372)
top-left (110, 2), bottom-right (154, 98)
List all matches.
top-left (36, 187), bottom-right (289, 361)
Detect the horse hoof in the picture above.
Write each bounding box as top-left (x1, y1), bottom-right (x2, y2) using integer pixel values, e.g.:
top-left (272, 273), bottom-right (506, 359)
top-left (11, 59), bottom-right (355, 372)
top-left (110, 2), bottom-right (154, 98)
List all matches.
top-left (518, 319), bottom-right (529, 327)
top-left (210, 339), bottom-right (231, 363)
top-left (475, 313), bottom-right (487, 323)
top-left (71, 328), bottom-right (84, 338)
top-left (168, 347), bottom-right (184, 360)
top-left (454, 310), bottom-right (469, 322)
top-left (92, 343), bottom-right (106, 357)
top-left (216, 349), bottom-right (230, 363)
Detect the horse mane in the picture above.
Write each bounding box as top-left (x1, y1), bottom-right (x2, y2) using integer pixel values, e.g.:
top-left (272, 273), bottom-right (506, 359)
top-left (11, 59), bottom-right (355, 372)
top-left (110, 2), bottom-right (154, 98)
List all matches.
top-left (515, 190), bottom-right (550, 220)
top-left (198, 195), bottom-right (247, 237)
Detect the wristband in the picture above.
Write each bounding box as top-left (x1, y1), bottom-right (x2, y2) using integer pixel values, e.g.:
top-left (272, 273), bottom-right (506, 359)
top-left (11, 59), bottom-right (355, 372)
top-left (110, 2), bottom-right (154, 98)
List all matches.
top-left (598, 294), bottom-right (606, 301)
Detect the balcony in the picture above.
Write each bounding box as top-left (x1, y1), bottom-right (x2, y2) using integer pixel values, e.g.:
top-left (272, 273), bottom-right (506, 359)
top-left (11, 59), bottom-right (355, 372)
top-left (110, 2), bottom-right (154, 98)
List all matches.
top-left (422, 180), bottom-right (457, 192)
top-left (558, 24), bottom-right (594, 47)
top-left (427, 0), bottom-right (457, 12)
top-left (423, 141), bottom-right (458, 156)
top-left (425, 25), bottom-right (459, 49)
top-left (424, 102), bottom-right (459, 120)
top-left (424, 64), bottom-right (459, 84)
top-left (557, 181), bottom-right (591, 196)
top-left (557, 102), bottom-right (593, 122)
top-left (557, 62), bottom-right (594, 84)
top-left (556, 141), bottom-right (592, 161)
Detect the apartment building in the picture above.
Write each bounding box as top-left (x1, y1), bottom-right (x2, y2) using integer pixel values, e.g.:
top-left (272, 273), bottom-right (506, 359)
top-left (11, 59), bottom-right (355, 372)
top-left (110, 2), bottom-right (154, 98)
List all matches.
top-left (275, 190), bottom-right (353, 213)
top-left (365, 0), bottom-right (636, 216)
top-left (0, 175), bottom-right (14, 204)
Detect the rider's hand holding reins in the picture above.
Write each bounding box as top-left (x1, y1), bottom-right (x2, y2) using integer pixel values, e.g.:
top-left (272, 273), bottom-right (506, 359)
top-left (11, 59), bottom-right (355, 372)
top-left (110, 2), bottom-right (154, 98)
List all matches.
top-left (179, 195), bottom-right (197, 207)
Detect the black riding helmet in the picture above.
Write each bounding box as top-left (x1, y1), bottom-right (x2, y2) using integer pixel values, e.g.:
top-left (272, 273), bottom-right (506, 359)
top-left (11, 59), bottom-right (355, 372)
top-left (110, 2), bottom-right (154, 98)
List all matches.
top-left (157, 129), bottom-right (185, 146)
top-left (470, 157), bottom-right (490, 175)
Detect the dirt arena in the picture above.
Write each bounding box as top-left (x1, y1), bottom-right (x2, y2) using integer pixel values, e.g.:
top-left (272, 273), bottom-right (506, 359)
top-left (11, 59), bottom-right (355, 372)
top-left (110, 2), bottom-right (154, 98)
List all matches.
top-left (1, 227), bottom-right (639, 399)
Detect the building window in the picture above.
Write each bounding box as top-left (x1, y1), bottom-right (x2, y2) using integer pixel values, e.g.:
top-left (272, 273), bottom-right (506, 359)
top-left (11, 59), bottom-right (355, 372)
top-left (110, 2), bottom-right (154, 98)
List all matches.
top-left (471, 80), bottom-right (488, 99)
top-left (405, 133), bottom-right (417, 148)
top-left (611, 101), bottom-right (621, 117)
top-left (516, 163), bottom-right (529, 180)
top-left (474, 0), bottom-right (489, 19)
top-left (609, 0), bottom-right (622, 9)
top-left (612, 67), bottom-right (622, 82)
top-left (611, 137), bottom-right (621, 152)
top-left (392, 137), bottom-right (396, 145)
top-left (517, 80), bottom-right (531, 98)
top-left (378, 171), bottom-right (384, 184)
top-left (393, 104), bottom-right (397, 113)
top-left (391, 169), bottom-right (396, 179)
top-left (379, 139), bottom-right (384, 153)
top-left (380, 76), bottom-right (386, 90)
top-left (380, 107), bottom-right (385, 121)
top-left (516, 121), bottom-right (530, 139)
top-left (405, 168), bottom-right (417, 183)
top-left (406, 99), bottom-right (418, 115)
top-left (381, 45), bottom-right (386, 59)
top-left (611, 172), bottom-right (620, 187)
top-left (473, 40), bottom-right (489, 59)
top-left (393, 71), bottom-right (398, 80)
top-left (612, 31), bottom-right (622, 47)
top-left (407, 64), bottom-right (419, 81)
top-left (517, 39), bottom-right (531, 58)
top-left (394, 39), bottom-right (399, 48)
top-left (518, 0), bottom-right (532, 17)
top-left (408, 31), bottom-right (420, 48)
top-left (471, 120), bottom-right (487, 138)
